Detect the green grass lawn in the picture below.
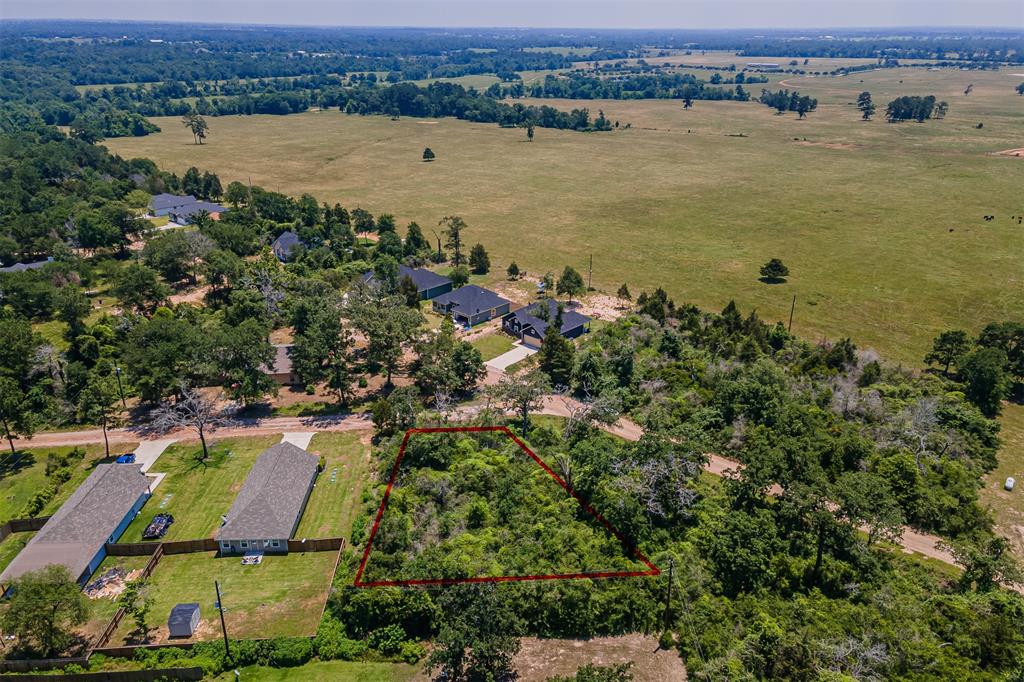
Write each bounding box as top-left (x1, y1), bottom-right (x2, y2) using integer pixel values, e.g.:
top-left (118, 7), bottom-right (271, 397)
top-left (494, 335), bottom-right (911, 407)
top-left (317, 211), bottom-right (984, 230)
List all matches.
top-left (118, 435), bottom-right (280, 543)
top-left (111, 550), bottom-right (339, 644)
top-left (0, 531), bottom-right (33, 574)
top-left (214, 660), bottom-right (419, 681)
top-left (0, 442), bottom-right (138, 523)
top-left (470, 333), bottom-right (515, 361)
top-left (295, 432), bottom-right (372, 540)
top-left (106, 65), bottom-right (1024, 366)
top-left (980, 402), bottom-right (1024, 560)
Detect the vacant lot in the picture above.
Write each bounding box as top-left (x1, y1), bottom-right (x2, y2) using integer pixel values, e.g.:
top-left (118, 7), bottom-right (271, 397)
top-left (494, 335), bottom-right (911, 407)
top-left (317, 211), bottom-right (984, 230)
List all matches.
top-left (982, 403), bottom-right (1024, 559)
top-left (107, 66), bottom-right (1024, 364)
top-left (111, 550), bottom-right (338, 644)
top-left (214, 661), bottom-right (419, 681)
top-left (0, 442), bottom-right (138, 523)
top-left (119, 435), bottom-right (280, 542)
top-left (294, 432), bottom-right (372, 540)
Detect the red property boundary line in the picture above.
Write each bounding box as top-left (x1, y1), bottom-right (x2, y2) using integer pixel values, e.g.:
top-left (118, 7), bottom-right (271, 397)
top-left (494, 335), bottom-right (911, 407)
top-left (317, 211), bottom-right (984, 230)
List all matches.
top-left (354, 425), bottom-right (660, 587)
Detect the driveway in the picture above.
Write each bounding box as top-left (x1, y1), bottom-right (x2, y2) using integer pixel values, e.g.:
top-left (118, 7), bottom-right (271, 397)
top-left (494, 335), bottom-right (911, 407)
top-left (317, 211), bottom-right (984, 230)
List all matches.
top-left (486, 344), bottom-right (537, 372)
top-left (132, 438), bottom-right (177, 473)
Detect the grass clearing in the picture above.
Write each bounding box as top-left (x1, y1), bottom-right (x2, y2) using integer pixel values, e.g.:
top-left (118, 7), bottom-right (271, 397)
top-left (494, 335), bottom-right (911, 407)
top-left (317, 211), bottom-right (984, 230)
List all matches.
top-left (0, 442), bottom-right (138, 523)
top-left (110, 550), bottom-right (338, 644)
top-left (470, 332), bottom-right (515, 361)
top-left (295, 432), bottom-right (372, 539)
top-left (106, 66), bottom-right (1024, 365)
top-left (118, 435), bottom-right (280, 542)
top-left (0, 531), bottom-right (33, 575)
top-left (981, 402), bottom-right (1024, 559)
top-left (213, 660), bottom-right (419, 681)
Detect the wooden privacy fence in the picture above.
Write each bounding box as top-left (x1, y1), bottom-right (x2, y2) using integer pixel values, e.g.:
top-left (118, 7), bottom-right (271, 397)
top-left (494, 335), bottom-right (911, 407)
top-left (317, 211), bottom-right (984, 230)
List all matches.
top-left (0, 515), bottom-right (51, 542)
top-left (288, 536), bottom-right (344, 552)
top-left (9, 667), bottom-right (203, 681)
top-left (0, 656), bottom-right (88, 673)
top-left (104, 538), bottom-right (218, 557)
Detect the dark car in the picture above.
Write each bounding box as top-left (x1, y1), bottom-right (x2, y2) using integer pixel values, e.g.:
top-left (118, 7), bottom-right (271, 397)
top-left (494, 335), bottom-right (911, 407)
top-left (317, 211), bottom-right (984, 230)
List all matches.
top-left (142, 513), bottom-right (175, 540)
top-left (115, 453), bottom-right (136, 464)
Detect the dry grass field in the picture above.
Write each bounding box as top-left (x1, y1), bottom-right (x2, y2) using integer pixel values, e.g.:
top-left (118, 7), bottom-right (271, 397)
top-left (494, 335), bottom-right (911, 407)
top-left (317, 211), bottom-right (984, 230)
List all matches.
top-left (105, 65), bottom-right (1023, 365)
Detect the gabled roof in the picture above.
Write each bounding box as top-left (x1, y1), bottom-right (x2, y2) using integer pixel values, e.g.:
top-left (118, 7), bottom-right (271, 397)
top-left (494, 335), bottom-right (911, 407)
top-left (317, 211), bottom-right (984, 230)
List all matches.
top-left (169, 201), bottom-right (225, 221)
top-left (169, 602), bottom-right (200, 626)
top-left (217, 443), bottom-right (319, 541)
top-left (269, 344), bottom-right (293, 375)
top-left (150, 193), bottom-right (196, 211)
top-left (362, 265), bottom-right (452, 293)
top-left (506, 299), bottom-right (591, 340)
top-left (0, 464), bottom-right (151, 585)
top-left (433, 285), bottom-right (510, 316)
top-left (0, 257), bottom-right (54, 274)
top-left (272, 231), bottom-right (302, 261)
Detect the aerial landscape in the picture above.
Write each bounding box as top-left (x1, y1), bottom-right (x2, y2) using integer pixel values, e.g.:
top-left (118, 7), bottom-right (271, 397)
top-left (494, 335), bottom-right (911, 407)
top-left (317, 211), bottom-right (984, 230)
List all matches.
top-left (0, 0), bottom-right (1022, 680)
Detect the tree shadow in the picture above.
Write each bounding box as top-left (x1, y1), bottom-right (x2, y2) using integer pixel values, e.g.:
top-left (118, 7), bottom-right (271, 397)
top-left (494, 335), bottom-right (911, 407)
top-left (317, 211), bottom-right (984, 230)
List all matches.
top-left (0, 451), bottom-right (35, 481)
top-left (758, 276), bottom-right (788, 285)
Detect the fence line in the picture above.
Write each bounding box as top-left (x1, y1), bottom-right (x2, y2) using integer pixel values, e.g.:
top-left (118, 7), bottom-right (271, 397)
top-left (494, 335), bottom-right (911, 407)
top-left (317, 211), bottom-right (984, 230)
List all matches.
top-left (9, 666), bottom-right (204, 681)
top-left (287, 536), bottom-right (345, 552)
top-left (0, 515), bottom-right (51, 542)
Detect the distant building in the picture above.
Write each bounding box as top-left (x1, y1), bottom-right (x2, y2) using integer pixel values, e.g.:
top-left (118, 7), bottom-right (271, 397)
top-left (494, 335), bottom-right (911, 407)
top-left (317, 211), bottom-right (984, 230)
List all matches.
top-left (0, 464), bottom-right (152, 590)
top-left (149, 193), bottom-right (197, 217)
top-left (502, 299), bottom-right (591, 349)
top-left (168, 201), bottom-right (225, 224)
top-left (432, 285), bottom-right (511, 327)
top-left (0, 257), bottom-right (54, 274)
top-left (216, 442), bottom-right (319, 555)
top-left (271, 231), bottom-right (303, 262)
top-left (746, 62), bottom-right (781, 71)
top-left (361, 265), bottom-right (453, 300)
top-left (263, 344), bottom-right (299, 385)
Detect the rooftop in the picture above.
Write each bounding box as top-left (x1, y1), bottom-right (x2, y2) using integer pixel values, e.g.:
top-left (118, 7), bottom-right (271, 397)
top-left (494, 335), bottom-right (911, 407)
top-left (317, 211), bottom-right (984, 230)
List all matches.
top-left (433, 284), bottom-right (510, 316)
top-left (507, 299), bottom-right (591, 339)
top-left (150, 193), bottom-right (197, 211)
top-left (363, 265), bottom-right (452, 293)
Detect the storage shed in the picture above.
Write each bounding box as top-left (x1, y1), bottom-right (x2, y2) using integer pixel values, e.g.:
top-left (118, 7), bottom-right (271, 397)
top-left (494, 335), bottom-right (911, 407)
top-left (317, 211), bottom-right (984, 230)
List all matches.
top-left (168, 603), bottom-right (200, 638)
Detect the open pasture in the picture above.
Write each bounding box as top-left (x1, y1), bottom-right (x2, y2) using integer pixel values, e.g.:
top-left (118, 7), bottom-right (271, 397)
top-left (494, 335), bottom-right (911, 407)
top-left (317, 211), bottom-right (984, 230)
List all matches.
top-left (105, 65), bottom-right (1024, 365)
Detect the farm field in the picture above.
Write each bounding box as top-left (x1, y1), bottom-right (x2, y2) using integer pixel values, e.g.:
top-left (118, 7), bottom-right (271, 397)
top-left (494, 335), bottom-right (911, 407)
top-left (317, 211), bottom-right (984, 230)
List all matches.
top-left (109, 550), bottom-right (338, 644)
top-left (0, 442), bottom-right (138, 523)
top-left (105, 65), bottom-right (1024, 365)
top-left (118, 435), bottom-right (281, 543)
top-left (294, 432), bottom-right (372, 539)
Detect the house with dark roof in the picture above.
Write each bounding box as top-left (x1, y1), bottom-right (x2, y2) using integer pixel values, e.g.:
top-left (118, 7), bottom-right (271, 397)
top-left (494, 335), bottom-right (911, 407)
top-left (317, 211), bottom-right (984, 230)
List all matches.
top-left (262, 344), bottom-right (299, 385)
top-left (431, 285), bottom-right (511, 327)
top-left (0, 257), bottom-right (54, 274)
top-left (0, 464), bottom-right (152, 590)
top-left (502, 299), bottom-right (591, 349)
top-left (168, 200), bottom-right (225, 224)
top-left (149, 193), bottom-right (197, 217)
top-left (361, 265), bottom-right (453, 300)
top-left (216, 442), bottom-right (319, 555)
top-left (271, 231), bottom-right (303, 262)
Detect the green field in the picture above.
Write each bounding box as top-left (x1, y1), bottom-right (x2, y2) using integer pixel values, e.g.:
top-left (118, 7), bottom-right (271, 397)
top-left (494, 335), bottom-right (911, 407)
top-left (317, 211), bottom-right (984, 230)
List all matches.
top-left (110, 550), bottom-right (338, 644)
top-left (982, 404), bottom-right (1024, 559)
top-left (295, 432), bottom-right (372, 539)
top-left (119, 435), bottom-right (280, 542)
top-left (0, 442), bottom-right (138, 523)
top-left (105, 65), bottom-right (1024, 365)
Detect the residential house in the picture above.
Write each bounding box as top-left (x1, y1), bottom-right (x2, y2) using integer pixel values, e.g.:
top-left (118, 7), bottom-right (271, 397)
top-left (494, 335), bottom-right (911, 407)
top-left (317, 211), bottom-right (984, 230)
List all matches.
top-left (149, 193), bottom-right (197, 217)
top-left (168, 200), bottom-right (225, 224)
top-left (271, 231), bottom-right (303, 262)
top-left (0, 257), bottom-right (54, 274)
top-left (0, 464), bottom-right (152, 591)
top-left (431, 285), bottom-right (511, 327)
top-left (502, 299), bottom-right (591, 349)
top-left (263, 344), bottom-right (300, 385)
top-left (361, 265), bottom-right (453, 300)
top-left (216, 442), bottom-right (319, 555)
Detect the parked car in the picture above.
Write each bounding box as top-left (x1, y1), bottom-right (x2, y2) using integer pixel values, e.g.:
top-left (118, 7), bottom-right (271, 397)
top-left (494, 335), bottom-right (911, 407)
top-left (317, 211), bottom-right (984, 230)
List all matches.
top-left (142, 513), bottom-right (175, 540)
top-left (115, 453), bottom-right (136, 464)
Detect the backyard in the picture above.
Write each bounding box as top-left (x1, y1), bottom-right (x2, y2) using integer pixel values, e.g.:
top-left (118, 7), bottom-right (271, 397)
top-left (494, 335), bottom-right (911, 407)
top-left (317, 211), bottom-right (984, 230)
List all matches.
top-left (294, 432), bottom-right (373, 540)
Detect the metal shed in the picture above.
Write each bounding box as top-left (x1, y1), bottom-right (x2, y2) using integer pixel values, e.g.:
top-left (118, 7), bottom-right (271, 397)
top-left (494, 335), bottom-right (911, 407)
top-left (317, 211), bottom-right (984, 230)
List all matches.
top-left (168, 603), bottom-right (200, 638)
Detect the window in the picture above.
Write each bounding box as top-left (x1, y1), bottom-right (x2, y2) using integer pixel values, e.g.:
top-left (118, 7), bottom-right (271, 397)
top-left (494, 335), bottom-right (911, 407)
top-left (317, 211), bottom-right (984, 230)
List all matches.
top-left (240, 540), bottom-right (249, 549)
top-left (220, 541), bottom-right (230, 551)
top-left (270, 539), bottom-right (281, 548)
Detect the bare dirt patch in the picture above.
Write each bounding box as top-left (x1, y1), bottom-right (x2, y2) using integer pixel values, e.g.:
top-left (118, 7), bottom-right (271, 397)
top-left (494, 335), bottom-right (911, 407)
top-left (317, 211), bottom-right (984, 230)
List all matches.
top-left (796, 140), bottom-right (858, 151)
top-left (84, 567), bottom-right (142, 600)
top-left (513, 634), bottom-right (687, 682)
top-left (577, 293), bottom-right (628, 321)
top-left (993, 148), bottom-right (1024, 158)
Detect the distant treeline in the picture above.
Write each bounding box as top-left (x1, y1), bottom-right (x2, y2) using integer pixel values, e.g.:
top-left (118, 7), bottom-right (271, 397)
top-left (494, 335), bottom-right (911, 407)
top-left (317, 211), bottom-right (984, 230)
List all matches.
top-left (519, 72), bottom-right (752, 101)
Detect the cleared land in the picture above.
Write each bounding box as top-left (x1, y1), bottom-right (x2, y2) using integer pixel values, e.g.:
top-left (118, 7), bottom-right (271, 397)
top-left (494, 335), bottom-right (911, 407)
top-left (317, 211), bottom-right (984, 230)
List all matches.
top-left (294, 431), bottom-right (372, 539)
top-left (110, 550), bottom-right (338, 644)
top-left (106, 65), bottom-right (1024, 365)
top-left (119, 435), bottom-right (280, 542)
top-left (982, 403), bottom-right (1024, 558)
top-left (214, 661), bottom-right (418, 681)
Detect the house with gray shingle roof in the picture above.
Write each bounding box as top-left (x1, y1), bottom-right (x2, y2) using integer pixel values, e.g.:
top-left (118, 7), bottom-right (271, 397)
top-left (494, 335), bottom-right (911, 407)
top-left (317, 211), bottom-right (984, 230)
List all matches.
top-left (271, 231), bottom-right (303, 262)
top-left (361, 265), bottom-right (453, 300)
top-left (431, 284), bottom-right (511, 327)
top-left (216, 442), bottom-right (319, 555)
top-left (502, 299), bottom-right (591, 349)
top-left (0, 464), bottom-right (152, 590)
top-left (149, 193), bottom-right (197, 217)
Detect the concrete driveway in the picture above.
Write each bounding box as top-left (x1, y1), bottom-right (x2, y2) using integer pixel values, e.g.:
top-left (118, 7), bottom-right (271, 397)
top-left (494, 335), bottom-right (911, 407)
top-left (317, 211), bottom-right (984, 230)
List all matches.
top-left (132, 438), bottom-right (177, 473)
top-left (486, 344), bottom-right (537, 372)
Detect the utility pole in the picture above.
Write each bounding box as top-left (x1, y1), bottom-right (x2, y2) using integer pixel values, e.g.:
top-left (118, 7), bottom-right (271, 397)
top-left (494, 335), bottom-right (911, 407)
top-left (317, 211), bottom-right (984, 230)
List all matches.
top-left (788, 294), bottom-right (797, 333)
top-left (215, 580), bottom-right (230, 659)
top-left (663, 558), bottom-right (674, 632)
top-left (588, 254), bottom-right (593, 290)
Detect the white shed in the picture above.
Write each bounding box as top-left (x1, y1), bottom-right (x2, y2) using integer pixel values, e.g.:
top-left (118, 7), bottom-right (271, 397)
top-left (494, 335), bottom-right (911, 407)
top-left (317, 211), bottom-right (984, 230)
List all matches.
top-left (1006, 477), bottom-right (1016, 492)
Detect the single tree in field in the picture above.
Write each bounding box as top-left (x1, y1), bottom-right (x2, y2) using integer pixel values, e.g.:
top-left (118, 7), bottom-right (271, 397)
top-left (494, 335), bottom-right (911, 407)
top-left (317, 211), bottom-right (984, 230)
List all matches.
top-left (1017, 82), bottom-right (1024, 96)
top-left (78, 371), bottom-right (123, 458)
top-left (469, 243), bottom-right (490, 274)
top-left (682, 95), bottom-right (693, 109)
top-left (181, 112), bottom-right (209, 145)
top-left (617, 283), bottom-right (632, 304)
top-left (556, 266), bottom-right (585, 304)
top-left (422, 147), bottom-right (435, 162)
top-left (151, 385), bottom-right (226, 461)
top-left (0, 377), bottom-right (35, 456)
top-left (526, 122), bottom-right (535, 141)
top-left (924, 329), bottom-right (971, 376)
top-left (934, 101), bottom-right (949, 119)
top-left (857, 91), bottom-right (876, 120)
top-left (759, 258), bottom-right (790, 283)
top-left (506, 261), bottom-right (521, 280)
top-left (959, 347), bottom-right (1010, 417)
top-left (0, 565), bottom-right (89, 657)
top-left (440, 215), bottom-right (467, 266)
top-left (488, 369), bottom-right (551, 434)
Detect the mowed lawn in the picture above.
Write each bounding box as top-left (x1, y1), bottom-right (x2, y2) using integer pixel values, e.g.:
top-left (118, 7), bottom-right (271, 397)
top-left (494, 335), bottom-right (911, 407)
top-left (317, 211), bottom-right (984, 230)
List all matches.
top-left (106, 65), bottom-right (1024, 365)
top-left (295, 432), bottom-right (372, 540)
top-left (119, 435), bottom-right (280, 543)
top-left (981, 403), bottom-right (1024, 560)
top-left (471, 332), bottom-right (515, 361)
top-left (111, 550), bottom-right (338, 644)
top-left (0, 442), bottom-right (138, 523)
top-left (213, 661), bottom-right (419, 681)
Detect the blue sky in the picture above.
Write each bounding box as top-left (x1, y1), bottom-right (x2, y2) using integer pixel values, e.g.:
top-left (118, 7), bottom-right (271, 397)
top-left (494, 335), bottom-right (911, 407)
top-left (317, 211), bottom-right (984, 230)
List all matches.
top-left (3, 0), bottom-right (1022, 29)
